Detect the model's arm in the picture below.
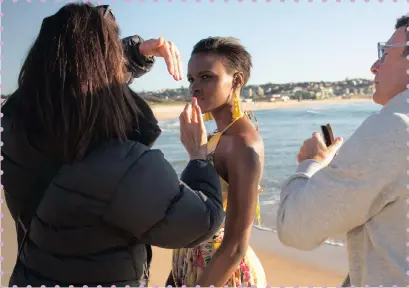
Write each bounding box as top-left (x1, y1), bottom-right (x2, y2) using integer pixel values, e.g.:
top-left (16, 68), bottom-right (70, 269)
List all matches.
top-left (197, 136), bottom-right (263, 286)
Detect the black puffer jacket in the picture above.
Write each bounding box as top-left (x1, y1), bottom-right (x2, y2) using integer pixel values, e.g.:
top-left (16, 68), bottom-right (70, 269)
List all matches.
top-left (2, 35), bottom-right (225, 287)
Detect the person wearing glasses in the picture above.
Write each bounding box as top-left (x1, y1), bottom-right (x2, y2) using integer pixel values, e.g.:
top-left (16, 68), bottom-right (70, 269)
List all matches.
top-left (2, 3), bottom-right (224, 286)
top-left (97, 5), bottom-right (183, 85)
top-left (276, 16), bottom-right (409, 286)
top-left (99, 4), bottom-right (182, 148)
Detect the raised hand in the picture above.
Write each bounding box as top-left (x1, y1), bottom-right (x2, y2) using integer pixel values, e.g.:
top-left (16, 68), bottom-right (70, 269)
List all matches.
top-left (139, 37), bottom-right (183, 81)
top-left (179, 97), bottom-right (208, 161)
top-left (297, 132), bottom-right (343, 167)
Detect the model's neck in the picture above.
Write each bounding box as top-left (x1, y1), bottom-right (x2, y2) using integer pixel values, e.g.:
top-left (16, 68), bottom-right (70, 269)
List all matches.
top-left (211, 103), bottom-right (243, 132)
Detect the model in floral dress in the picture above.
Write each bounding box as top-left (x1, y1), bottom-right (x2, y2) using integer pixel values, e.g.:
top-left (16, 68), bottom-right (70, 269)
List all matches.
top-left (168, 36), bottom-right (267, 287)
top-left (170, 114), bottom-right (267, 287)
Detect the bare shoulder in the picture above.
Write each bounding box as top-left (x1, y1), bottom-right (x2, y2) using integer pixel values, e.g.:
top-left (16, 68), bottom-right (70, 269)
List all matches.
top-left (223, 132), bottom-right (263, 161)
top-left (215, 119), bottom-right (264, 179)
top-left (225, 119), bottom-right (264, 157)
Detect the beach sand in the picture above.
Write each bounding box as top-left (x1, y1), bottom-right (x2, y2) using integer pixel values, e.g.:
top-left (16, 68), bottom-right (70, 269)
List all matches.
top-left (149, 227), bottom-right (348, 287)
top-left (1, 189), bottom-right (347, 287)
top-left (151, 97), bottom-right (372, 121)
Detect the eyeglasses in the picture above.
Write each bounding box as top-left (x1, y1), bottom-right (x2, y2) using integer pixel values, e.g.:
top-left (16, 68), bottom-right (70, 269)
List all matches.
top-left (97, 5), bottom-right (116, 21)
top-left (377, 42), bottom-right (407, 60)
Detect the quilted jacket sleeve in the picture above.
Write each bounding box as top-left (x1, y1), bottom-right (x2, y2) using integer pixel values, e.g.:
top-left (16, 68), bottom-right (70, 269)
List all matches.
top-left (103, 149), bottom-right (225, 249)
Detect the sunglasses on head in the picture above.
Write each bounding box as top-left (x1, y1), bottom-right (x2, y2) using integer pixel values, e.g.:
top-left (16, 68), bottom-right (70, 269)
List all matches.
top-left (97, 5), bottom-right (116, 21)
top-left (96, 5), bottom-right (133, 84)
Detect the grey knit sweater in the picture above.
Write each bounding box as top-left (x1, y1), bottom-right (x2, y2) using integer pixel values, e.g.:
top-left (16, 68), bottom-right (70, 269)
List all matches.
top-left (277, 90), bottom-right (409, 286)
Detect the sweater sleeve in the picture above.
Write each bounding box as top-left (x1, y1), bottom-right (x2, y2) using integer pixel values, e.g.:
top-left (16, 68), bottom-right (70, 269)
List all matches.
top-left (276, 112), bottom-right (408, 251)
top-left (102, 149), bottom-right (225, 249)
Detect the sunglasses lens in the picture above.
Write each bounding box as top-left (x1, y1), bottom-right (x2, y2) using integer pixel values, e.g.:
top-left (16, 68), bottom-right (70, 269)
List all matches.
top-left (98, 5), bottom-right (115, 20)
top-left (377, 43), bottom-right (384, 60)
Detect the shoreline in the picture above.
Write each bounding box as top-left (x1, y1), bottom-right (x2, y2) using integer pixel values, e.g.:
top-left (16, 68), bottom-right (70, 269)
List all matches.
top-left (151, 97), bottom-right (373, 121)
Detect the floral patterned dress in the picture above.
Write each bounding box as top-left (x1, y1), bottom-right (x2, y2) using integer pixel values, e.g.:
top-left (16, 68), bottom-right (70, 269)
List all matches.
top-left (171, 115), bottom-right (267, 287)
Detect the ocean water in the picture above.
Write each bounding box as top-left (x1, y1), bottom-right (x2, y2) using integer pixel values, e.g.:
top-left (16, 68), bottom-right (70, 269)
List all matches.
top-left (153, 101), bottom-right (380, 247)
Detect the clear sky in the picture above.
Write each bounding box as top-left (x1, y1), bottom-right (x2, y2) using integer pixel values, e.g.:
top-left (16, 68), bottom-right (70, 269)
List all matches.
top-left (2, 1), bottom-right (408, 94)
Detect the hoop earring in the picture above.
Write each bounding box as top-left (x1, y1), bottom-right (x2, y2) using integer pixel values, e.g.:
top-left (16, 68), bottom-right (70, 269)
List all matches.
top-left (232, 91), bottom-right (243, 119)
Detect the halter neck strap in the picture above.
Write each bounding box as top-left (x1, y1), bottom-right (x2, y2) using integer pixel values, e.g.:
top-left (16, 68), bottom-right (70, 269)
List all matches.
top-left (219, 116), bottom-right (242, 134)
top-left (207, 116), bottom-right (243, 156)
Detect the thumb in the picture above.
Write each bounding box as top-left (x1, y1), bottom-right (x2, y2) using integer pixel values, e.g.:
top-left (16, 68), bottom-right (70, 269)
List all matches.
top-left (156, 36), bottom-right (166, 48)
top-left (328, 136), bottom-right (343, 152)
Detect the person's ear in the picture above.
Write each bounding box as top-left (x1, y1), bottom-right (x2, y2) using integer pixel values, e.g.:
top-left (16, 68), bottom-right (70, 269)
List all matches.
top-left (232, 72), bottom-right (245, 91)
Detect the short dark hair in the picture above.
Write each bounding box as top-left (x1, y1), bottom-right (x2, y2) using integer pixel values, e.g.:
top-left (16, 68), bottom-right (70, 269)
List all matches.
top-left (191, 37), bottom-right (252, 85)
top-left (3, 3), bottom-right (142, 163)
top-left (395, 15), bottom-right (409, 55)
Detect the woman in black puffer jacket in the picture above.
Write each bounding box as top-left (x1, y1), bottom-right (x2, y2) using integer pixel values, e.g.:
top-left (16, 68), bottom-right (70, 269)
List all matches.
top-left (2, 3), bottom-right (224, 286)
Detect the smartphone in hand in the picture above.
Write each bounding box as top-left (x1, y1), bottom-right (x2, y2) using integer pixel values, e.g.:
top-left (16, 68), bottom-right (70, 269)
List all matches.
top-left (321, 124), bottom-right (335, 147)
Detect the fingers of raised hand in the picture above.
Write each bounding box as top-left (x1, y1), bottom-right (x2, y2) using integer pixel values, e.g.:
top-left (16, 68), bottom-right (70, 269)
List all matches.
top-left (312, 132), bottom-right (321, 138)
top-left (182, 103), bottom-right (192, 124)
top-left (168, 41), bottom-right (182, 81)
top-left (196, 105), bottom-right (205, 129)
top-left (159, 40), bottom-right (175, 77)
top-left (313, 132), bottom-right (326, 145)
top-left (173, 45), bottom-right (183, 81)
top-left (191, 98), bottom-right (201, 123)
top-left (153, 39), bottom-right (183, 81)
top-left (179, 111), bottom-right (185, 134)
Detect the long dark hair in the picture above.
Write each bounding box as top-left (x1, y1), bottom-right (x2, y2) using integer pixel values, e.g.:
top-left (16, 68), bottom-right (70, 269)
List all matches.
top-left (3, 3), bottom-right (145, 163)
